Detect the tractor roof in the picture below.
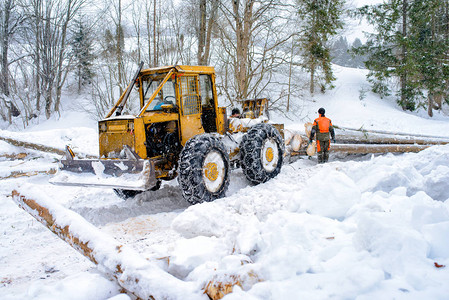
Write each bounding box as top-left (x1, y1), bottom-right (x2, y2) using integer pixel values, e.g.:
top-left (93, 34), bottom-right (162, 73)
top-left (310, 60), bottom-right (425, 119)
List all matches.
top-left (140, 65), bottom-right (215, 76)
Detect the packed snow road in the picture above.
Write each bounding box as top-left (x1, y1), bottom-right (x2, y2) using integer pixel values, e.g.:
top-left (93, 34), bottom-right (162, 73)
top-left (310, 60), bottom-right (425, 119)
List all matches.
top-left (1, 137), bottom-right (449, 299)
top-left (0, 139), bottom-right (332, 298)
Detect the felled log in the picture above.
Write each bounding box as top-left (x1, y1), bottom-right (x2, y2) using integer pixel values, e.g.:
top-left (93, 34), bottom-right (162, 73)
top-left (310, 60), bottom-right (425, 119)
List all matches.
top-left (11, 190), bottom-right (203, 300)
top-left (204, 275), bottom-right (242, 300)
top-left (0, 152), bottom-right (27, 159)
top-left (0, 136), bottom-right (66, 156)
top-left (332, 143), bottom-right (430, 154)
top-left (1, 169), bottom-right (56, 180)
top-left (0, 135), bottom-right (96, 158)
top-left (335, 128), bottom-right (449, 145)
top-left (339, 126), bottom-right (449, 139)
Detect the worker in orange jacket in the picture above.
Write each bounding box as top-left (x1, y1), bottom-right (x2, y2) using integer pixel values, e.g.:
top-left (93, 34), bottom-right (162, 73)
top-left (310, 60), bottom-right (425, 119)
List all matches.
top-left (309, 107), bottom-right (335, 163)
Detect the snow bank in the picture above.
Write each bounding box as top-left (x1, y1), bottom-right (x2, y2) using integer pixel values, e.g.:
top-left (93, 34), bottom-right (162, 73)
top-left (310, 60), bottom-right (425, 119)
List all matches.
top-left (170, 145), bottom-right (449, 299)
top-left (290, 169), bottom-right (361, 219)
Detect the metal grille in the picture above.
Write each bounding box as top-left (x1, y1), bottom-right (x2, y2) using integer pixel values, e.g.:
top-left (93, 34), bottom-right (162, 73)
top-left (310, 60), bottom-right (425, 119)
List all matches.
top-left (180, 76), bottom-right (200, 115)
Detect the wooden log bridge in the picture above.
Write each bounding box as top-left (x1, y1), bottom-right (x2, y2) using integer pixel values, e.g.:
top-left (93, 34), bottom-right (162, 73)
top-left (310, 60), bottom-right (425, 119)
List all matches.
top-left (11, 190), bottom-right (204, 300)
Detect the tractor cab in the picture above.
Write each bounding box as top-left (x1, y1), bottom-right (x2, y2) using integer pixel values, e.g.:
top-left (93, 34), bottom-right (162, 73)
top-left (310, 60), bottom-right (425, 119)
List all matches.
top-left (99, 65), bottom-right (227, 163)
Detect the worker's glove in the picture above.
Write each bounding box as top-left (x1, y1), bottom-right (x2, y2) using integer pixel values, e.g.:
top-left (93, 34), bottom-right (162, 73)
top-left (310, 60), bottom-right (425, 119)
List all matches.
top-left (308, 140), bottom-right (312, 145)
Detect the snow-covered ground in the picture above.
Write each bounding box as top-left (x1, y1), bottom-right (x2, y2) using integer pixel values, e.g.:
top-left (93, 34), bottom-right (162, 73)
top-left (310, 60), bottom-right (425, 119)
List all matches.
top-left (1, 66), bottom-right (449, 300)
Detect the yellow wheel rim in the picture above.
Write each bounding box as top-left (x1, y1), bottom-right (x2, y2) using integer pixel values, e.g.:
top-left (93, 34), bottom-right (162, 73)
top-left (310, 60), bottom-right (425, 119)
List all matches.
top-left (266, 147), bottom-right (274, 162)
top-left (204, 162), bottom-right (219, 181)
top-left (262, 138), bottom-right (279, 172)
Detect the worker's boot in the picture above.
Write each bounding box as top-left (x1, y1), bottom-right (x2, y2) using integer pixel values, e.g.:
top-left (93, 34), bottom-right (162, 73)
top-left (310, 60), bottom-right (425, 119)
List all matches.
top-left (317, 153), bottom-right (324, 163)
top-left (324, 152), bottom-right (329, 163)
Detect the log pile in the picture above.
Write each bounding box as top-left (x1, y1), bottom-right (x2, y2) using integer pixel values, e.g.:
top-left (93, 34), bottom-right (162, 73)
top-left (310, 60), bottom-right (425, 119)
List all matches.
top-left (290, 124), bottom-right (449, 156)
top-left (332, 143), bottom-right (430, 155)
top-left (335, 127), bottom-right (449, 145)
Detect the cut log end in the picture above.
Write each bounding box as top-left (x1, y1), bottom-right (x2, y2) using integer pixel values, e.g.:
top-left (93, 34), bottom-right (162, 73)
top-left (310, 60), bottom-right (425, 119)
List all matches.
top-left (204, 275), bottom-right (242, 300)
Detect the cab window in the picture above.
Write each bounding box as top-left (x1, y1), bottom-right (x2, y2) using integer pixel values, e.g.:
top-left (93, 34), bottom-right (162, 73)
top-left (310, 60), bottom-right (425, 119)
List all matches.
top-left (199, 75), bottom-right (214, 107)
top-left (142, 75), bottom-right (176, 111)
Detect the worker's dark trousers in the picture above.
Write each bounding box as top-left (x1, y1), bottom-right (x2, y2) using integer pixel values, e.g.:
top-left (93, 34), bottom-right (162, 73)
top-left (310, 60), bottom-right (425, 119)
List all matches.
top-left (317, 140), bottom-right (330, 163)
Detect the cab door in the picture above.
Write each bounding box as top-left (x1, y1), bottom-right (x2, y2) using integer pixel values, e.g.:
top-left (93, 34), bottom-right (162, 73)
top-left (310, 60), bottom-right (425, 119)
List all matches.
top-left (178, 74), bottom-right (204, 145)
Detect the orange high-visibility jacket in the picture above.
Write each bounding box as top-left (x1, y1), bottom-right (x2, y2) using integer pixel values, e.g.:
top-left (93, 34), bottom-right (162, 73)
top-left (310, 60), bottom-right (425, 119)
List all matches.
top-left (310, 116), bottom-right (335, 141)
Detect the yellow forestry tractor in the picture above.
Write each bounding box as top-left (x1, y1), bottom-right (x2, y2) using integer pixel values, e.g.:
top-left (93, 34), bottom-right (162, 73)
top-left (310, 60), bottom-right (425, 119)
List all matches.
top-left (50, 63), bottom-right (304, 204)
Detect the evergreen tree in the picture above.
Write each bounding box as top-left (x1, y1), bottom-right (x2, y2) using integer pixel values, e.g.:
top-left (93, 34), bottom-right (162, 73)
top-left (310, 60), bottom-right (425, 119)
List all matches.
top-left (297, 0), bottom-right (345, 94)
top-left (71, 17), bottom-right (95, 92)
top-left (355, 0), bottom-right (418, 109)
top-left (332, 37), bottom-right (367, 68)
top-left (408, 0), bottom-right (449, 116)
top-left (103, 26), bottom-right (125, 59)
top-left (350, 38), bottom-right (366, 68)
top-left (355, 0), bottom-right (449, 115)
top-left (331, 36), bottom-right (350, 66)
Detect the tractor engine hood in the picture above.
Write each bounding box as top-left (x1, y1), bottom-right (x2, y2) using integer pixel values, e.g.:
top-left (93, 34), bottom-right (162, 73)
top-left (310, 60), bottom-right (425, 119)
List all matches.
top-left (98, 116), bottom-right (138, 159)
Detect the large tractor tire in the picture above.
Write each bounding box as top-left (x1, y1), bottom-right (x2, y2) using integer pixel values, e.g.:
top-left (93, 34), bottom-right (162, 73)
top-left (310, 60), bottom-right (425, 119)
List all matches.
top-left (178, 134), bottom-right (230, 205)
top-left (239, 123), bottom-right (284, 184)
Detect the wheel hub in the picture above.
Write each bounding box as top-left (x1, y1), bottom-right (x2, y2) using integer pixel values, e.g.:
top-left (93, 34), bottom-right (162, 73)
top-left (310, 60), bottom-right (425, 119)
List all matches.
top-left (261, 138), bottom-right (279, 172)
top-left (202, 150), bottom-right (226, 193)
top-left (204, 162), bottom-right (219, 181)
top-left (265, 147), bottom-right (274, 162)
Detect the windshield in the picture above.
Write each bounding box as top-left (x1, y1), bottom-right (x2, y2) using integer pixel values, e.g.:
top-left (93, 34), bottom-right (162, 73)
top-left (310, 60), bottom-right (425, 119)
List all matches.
top-left (142, 74), bottom-right (176, 111)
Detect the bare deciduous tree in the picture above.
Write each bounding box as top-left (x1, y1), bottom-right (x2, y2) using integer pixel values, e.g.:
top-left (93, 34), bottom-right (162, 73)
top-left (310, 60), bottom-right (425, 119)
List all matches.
top-left (20, 0), bottom-right (86, 119)
top-left (194, 0), bottom-right (218, 65)
top-left (0, 0), bottom-right (25, 123)
top-left (216, 0), bottom-right (295, 106)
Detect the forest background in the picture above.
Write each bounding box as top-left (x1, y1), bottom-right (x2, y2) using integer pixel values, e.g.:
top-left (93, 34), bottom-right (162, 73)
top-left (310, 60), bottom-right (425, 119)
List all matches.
top-left (1, 0), bottom-right (448, 128)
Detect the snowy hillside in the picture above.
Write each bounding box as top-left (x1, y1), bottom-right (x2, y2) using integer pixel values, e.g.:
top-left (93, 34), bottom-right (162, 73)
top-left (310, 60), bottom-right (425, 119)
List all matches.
top-left (1, 65), bottom-right (449, 300)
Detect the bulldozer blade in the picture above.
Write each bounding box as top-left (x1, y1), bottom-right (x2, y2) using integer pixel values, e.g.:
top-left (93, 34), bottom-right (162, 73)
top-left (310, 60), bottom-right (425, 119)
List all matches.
top-left (49, 159), bottom-right (157, 191)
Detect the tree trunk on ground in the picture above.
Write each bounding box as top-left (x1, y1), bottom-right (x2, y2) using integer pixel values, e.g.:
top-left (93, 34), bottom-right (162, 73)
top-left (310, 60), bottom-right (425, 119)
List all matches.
top-left (11, 190), bottom-right (201, 300)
